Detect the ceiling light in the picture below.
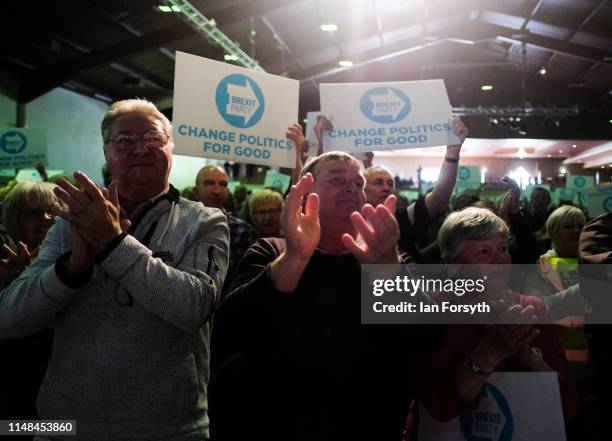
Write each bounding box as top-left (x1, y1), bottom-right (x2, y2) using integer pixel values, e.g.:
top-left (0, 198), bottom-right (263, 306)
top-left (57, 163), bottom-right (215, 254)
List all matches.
top-left (539, 68), bottom-right (547, 75)
top-left (158, 5), bottom-right (172, 12)
top-left (518, 147), bottom-right (527, 159)
top-left (481, 85), bottom-right (493, 91)
top-left (338, 60), bottom-right (353, 67)
top-left (171, 5), bottom-right (181, 12)
top-left (559, 166), bottom-right (566, 174)
top-left (321, 23), bottom-right (338, 32)
top-left (547, 154), bottom-right (552, 158)
top-left (303, 118), bottom-right (308, 123)
top-left (224, 54), bottom-right (238, 61)
top-left (572, 144), bottom-right (576, 148)
top-left (559, 149), bottom-right (563, 153)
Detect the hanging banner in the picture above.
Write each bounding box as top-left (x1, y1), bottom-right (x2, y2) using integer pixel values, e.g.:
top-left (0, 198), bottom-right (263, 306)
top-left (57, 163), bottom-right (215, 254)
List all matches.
top-left (0, 128), bottom-right (48, 168)
top-left (418, 372), bottom-right (565, 441)
top-left (319, 79), bottom-right (459, 153)
top-left (172, 52), bottom-right (299, 168)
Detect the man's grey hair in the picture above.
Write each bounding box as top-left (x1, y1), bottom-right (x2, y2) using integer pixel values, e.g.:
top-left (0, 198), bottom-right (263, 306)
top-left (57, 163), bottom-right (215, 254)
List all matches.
top-left (300, 151), bottom-right (361, 180)
top-left (438, 207), bottom-right (509, 262)
top-left (1, 181), bottom-right (58, 244)
top-left (101, 98), bottom-right (172, 147)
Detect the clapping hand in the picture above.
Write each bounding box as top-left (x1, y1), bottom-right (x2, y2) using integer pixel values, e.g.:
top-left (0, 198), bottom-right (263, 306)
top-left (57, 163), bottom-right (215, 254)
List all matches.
top-left (341, 194), bottom-right (401, 264)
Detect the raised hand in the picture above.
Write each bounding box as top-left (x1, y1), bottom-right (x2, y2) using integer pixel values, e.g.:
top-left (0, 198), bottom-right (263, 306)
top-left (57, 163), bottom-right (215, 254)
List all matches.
top-left (286, 123), bottom-right (307, 157)
top-left (447, 117), bottom-right (469, 157)
top-left (314, 115), bottom-right (333, 154)
top-left (473, 302), bottom-right (540, 372)
top-left (283, 173), bottom-right (320, 263)
top-left (341, 194), bottom-right (400, 264)
top-left (52, 172), bottom-right (124, 256)
top-left (501, 176), bottom-right (521, 215)
top-left (4, 242), bottom-right (38, 270)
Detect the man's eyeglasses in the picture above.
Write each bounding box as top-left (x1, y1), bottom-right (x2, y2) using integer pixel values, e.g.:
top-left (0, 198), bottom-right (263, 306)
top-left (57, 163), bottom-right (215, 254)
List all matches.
top-left (107, 131), bottom-right (169, 151)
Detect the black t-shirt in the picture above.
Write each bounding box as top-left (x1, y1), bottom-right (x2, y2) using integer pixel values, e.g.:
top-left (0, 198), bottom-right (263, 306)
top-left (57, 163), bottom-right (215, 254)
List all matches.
top-left (210, 238), bottom-right (443, 441)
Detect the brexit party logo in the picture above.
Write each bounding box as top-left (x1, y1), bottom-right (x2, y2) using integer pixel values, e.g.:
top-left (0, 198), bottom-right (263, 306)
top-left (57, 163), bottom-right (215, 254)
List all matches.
top-left (215, 74), bottom-right (265, 129)
top-left (458, 166), bottom-right (471, 181)
top-left (459, 383), bottom-right (513, 441)
top-left (359, 87), bottom-right (411, 124)
top-left (573, 176), bottom-right (586, 188)
top-left (0, 131), bottom-right (28, 154)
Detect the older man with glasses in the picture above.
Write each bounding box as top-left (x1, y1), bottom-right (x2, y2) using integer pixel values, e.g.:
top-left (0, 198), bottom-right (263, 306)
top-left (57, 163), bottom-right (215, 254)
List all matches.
top-left (0, 99), bottom-right (229, 440)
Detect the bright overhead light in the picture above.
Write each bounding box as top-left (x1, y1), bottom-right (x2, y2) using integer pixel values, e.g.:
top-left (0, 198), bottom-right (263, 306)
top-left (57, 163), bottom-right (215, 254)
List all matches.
top-left (609, 119), bottom-right (612, 124)
top-left (171, 5), bottom-right (181, 12)
top-left (338, 60), bottom-right (353, 67)
top-left (321, 23), bottom-right (338, 32)
top-left (559, 149), bottom-right (563, 153)
top-left (481, 85), bottom-right (493, 91)
top-left (539, 67), bottom-right (547, 75)
top-left (518, 147), bottom-right (527, 159)
top-left (547, 154), bottom-right (552, 158)
top-left (572, 144), bottom-right (577, 148)
top-left (303, 118), bottom-right (308, 123)
top-left (158, 5), bottom-right (172, 12)
top-left (559, 166), bottom-right (567, 174)
top-left (224, 54), bottom-right (239, 61)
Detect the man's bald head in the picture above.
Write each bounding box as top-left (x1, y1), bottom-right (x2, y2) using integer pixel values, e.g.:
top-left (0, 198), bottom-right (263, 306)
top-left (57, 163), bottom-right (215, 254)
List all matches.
top-left (195, 165), bottom-right (230, 209)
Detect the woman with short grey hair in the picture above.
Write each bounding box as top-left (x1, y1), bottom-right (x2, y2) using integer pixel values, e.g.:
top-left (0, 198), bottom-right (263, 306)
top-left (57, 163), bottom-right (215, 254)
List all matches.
top-left (403, 207), bottom-right (579, 439)
top-left (437, 206), bottom-right (509, 262)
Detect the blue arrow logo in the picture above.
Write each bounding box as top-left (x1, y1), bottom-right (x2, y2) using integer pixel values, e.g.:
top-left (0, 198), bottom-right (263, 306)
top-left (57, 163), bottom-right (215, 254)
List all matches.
top-left (0, 131), bottom-right (28, 154)
top-left (458, 166), bottom-right (471, 180)
top-left (215, 74), bottom-right (265, 128)
top-left (459, 383), bottom-right (513, 441)
top-left (360, 87), bottom-right (411, 123)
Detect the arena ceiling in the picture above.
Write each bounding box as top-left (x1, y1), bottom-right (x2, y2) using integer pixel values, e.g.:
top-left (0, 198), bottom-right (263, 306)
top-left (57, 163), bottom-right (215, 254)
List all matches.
top-left (1, 0), bottom-right (611, 144)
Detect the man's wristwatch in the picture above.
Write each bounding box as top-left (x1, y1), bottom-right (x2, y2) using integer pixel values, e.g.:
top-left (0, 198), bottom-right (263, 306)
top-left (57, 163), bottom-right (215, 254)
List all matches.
top-left (469, 354), bottom-right (492, 375)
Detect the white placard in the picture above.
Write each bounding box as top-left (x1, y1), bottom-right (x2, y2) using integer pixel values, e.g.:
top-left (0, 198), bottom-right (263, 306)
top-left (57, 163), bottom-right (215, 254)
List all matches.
top-left (319, 79), bottom-right (460, 153)
top-left (263, 169), bottom-right (291, 193)
top-left (418, 372), bottom-right (565, 441)
top-left (587, 187), bottom-right (612, 218)
top-left (567, 175), bottom-right (595, 191)
top-left (0, 128), bottom-right (47, 168)
top-left (172, 52), bottom-right (299, 168)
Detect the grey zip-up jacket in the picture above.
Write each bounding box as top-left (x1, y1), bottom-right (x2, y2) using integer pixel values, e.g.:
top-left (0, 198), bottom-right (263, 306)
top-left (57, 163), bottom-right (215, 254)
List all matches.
top-left (0, 189), bottom-right (229, 440)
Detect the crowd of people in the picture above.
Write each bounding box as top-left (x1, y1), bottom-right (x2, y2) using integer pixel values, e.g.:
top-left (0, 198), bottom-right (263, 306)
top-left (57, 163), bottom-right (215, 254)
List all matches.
top-left (0, 98), bottom-right (610, 441)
